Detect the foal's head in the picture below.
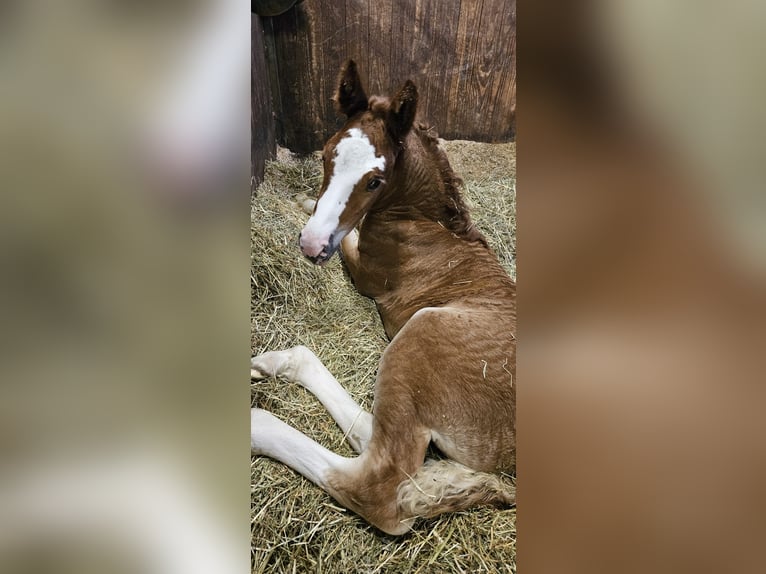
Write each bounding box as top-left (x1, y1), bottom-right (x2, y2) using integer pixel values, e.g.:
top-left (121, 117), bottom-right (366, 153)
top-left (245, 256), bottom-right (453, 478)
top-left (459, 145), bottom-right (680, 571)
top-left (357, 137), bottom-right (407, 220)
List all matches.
top-left (299, 60), bottom-right (418, 264)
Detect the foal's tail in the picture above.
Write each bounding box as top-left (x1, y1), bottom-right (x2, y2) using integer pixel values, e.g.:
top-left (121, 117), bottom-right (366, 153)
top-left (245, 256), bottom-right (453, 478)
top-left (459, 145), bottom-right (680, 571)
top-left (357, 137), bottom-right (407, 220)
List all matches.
top-left (396, 459), bottom-right (515, 522)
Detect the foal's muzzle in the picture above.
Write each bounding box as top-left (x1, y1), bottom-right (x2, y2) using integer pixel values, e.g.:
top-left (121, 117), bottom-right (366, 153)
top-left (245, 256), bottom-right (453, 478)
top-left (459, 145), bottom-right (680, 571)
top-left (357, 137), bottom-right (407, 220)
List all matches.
top-left (299, 230), bottom-right (338, 265)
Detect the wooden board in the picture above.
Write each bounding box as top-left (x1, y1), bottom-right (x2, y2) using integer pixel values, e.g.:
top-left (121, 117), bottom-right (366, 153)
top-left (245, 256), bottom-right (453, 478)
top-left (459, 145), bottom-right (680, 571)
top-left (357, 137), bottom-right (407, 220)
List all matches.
top-left (260, 0), bottom-right (516, 152)
top-left (252, 13), bottom-right (276, 187)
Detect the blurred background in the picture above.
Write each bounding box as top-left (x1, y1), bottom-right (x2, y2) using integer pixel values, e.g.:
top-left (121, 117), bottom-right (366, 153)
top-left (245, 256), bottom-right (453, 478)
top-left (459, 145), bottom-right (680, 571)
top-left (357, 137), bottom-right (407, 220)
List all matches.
top-left (519, 1), bottom-right (766, 573)
top-left (0, 1), bottom-right (250, 572)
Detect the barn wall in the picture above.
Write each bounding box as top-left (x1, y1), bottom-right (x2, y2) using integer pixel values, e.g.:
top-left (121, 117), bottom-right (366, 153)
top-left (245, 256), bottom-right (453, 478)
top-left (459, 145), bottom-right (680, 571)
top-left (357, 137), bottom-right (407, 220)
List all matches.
top-left (260, 0), bottom-right (516, 153)
top-left (252, 13), bottom-right (276, 186)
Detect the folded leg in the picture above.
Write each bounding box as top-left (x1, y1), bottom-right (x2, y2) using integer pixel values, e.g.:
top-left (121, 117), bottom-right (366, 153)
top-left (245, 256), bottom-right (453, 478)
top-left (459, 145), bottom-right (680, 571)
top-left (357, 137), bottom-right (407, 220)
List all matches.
top-left (251, 408), bottom-right (419, 535)
top-left (251, 346), bottom-right (373, 453)
top-left (250, 408), bottom-right (353, 488)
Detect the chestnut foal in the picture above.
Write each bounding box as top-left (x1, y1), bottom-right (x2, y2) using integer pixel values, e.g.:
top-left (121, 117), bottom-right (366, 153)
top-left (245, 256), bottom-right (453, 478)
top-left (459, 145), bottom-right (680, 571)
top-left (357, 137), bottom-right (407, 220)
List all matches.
top-left (251, 61), bottom-right (515, 535)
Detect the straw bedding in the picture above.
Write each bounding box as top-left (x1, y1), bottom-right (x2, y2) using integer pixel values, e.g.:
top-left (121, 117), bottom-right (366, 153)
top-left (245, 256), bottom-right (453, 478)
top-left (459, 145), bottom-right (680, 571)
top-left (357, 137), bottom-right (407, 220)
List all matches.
top-left (251, 140), bottom-right (516, 573)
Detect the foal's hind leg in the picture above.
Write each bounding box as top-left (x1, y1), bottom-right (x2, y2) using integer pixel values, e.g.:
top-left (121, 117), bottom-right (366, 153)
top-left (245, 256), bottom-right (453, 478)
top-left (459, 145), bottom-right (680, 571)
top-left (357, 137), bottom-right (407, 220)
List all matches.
top-left (251, 346), bottom-right (373, 453)
top-left (250, 407), bottom-right (426, 535)
top-left (251, 408), bottom-right (351, 486)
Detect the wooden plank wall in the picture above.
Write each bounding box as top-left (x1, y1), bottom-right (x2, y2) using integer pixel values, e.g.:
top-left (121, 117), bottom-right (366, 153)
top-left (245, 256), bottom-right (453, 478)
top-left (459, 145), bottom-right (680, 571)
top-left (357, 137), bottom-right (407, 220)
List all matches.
top-left (252, 13), bottom-right (276, 186)
top-left (260, 0), bottom-right (516, 153)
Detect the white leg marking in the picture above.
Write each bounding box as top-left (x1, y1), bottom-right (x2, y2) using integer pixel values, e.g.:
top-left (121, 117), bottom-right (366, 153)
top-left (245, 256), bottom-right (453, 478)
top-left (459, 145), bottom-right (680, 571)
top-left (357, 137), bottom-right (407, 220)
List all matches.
top-left (295, 193), bottom-right (316, 215)
top-left (251, 346), bottom-right (373, 453)
top-left (251, 408), bottom-right (350, 489)
top-left (340, 229), bottom-right (360, 266)
top-left (250, 348), bottom-right (300, 380)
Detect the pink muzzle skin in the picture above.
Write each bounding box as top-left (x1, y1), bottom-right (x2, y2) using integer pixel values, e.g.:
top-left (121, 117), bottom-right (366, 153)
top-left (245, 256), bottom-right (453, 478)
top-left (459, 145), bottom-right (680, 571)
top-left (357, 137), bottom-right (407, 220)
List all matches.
top-left (299, 228), bottom-right (338, 265)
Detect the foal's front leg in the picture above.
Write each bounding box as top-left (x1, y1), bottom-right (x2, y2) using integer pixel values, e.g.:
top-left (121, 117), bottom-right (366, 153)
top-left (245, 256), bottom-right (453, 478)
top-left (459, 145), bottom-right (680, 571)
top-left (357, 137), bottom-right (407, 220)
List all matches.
top-left (251, 346), bottom-right (373, 453)
top-left (339, 229), bottom-right (361, 273)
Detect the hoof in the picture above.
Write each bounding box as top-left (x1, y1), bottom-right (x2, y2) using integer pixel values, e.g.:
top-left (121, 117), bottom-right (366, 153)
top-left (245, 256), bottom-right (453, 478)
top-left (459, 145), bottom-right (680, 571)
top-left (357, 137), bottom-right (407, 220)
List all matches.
top-left (296, 193), bottom-right (316, 215)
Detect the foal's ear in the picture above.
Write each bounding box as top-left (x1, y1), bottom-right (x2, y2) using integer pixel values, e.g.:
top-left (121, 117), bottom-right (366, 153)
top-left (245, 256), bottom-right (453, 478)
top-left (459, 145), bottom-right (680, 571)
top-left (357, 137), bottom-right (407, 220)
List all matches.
top-left (387, 80), bottom-right (418, 140)
top-left (334, 60), bottom-right (369, 118)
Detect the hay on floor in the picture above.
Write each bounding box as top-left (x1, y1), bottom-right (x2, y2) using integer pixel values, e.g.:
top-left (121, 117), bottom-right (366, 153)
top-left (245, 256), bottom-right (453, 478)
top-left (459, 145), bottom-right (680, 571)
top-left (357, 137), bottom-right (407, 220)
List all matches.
top-left (251, 140), bottom-right (516, 573)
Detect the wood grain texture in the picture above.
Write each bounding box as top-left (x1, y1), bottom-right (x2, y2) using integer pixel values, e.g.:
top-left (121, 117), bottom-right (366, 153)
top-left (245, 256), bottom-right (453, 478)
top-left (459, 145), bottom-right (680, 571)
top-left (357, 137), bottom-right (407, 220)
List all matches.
top-left (252, 13), bottom-right (276, 186)
top-left (260, 0), bottom-right (515, 152)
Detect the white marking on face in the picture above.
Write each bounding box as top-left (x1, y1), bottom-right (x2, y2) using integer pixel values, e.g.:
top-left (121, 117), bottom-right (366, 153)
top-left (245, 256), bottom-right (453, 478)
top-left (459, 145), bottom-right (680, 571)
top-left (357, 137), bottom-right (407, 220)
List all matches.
top-left (303, 128), bottom-right (385, 247)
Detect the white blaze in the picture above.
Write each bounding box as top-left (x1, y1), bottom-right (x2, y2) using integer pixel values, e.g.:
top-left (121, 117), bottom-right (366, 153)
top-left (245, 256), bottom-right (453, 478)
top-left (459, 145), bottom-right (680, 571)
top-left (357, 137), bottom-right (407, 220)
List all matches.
top-left (303, 128), bottom-right (385, 248)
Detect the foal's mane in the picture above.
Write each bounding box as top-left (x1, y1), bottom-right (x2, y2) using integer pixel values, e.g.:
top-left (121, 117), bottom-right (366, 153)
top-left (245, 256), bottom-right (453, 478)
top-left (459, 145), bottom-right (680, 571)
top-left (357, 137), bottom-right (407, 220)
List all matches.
top-left (366, 94), bottom-right (487, 246)
top-left (412, 122), bottom-right (489, 247)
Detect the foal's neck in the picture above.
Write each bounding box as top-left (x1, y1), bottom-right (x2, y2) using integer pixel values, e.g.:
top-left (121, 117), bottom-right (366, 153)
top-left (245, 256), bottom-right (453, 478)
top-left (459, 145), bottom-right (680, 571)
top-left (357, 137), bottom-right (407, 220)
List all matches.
top-left (356, 128), bottom-right (508, 337)
top-left (375, 128), bottom-right (487, 246)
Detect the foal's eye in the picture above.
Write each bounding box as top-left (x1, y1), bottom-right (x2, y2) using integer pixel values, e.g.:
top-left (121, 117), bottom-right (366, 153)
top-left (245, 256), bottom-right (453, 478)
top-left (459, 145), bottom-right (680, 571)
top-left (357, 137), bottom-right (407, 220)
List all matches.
top-left (367, 178), bottom-right (382, 191)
